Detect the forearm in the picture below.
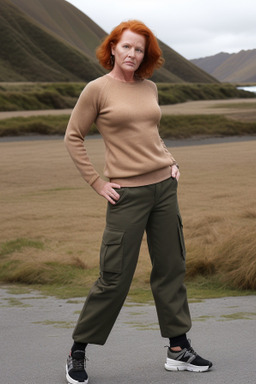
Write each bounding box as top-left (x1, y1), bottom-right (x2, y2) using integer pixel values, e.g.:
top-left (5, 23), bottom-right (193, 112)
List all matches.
top-left (64, 86), bottom-right (100, 185)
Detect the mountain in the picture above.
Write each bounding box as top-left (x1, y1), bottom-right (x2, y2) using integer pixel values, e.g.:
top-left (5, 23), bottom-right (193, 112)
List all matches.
top-left (191, 50), bottom-right (256, 83)
top-left (8, 0), bottom-right (107, 59)
top-left (158, 41), bottom-right (217, 83)
top-left (1, 0), bottom-right (217, 83)
top-left (0, 0), bottom-right (105, 81)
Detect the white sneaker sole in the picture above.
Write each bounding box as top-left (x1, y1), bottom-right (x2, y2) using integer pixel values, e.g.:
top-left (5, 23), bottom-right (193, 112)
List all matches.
top-left (65, 363), bottom-right (89, 384)
top-left (165, 357), bottom-right (211, 372)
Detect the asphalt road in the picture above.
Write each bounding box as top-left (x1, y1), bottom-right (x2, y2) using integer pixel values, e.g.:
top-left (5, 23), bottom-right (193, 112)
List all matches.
top-left (0, 286), bottom-right (255, 384)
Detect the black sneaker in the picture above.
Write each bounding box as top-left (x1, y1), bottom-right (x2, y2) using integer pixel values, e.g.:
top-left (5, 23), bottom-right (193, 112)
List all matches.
top-left (165, 341), bottom-right (212, 372)
top-left (66, 350), bottom-right (89, 384)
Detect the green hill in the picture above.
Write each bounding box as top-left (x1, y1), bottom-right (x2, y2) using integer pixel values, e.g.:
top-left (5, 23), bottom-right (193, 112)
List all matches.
top-left (158, 41), bottom-right (217, 83)
top-left (8, 0), bottom-right (107, 59)
top-left (1, 0), bottom-right (218, 83)
top-left (0, 0), bottom-right (105, 81)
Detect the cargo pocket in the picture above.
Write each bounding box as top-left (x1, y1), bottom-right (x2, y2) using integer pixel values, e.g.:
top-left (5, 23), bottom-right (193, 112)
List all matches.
top-left (100, 229), bottom-right (125, 273)
top-left (177, 213), bottom-right (186, 260)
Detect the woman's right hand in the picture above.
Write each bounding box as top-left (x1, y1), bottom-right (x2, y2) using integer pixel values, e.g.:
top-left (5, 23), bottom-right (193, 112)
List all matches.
top-left (92, 178), bottom-right (121, 205)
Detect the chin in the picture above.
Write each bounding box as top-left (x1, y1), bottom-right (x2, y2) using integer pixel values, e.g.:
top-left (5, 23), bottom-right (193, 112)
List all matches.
top-left (124, 65), bottom-right (137, 71)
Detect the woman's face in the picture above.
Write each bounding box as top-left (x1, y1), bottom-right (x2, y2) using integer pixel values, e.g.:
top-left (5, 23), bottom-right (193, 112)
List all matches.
top-left (111, 29), bottom-right (146, 75)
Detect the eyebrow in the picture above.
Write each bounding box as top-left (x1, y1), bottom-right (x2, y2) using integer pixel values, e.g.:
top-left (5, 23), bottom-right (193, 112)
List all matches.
top-left (122, 41), bottom-right (145, 47)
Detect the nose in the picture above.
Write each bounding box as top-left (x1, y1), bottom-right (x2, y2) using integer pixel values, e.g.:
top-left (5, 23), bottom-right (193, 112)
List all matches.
top-left (128, 48), bottom-right (135, 57)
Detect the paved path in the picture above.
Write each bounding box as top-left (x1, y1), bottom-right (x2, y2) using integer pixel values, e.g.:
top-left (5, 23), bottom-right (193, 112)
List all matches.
top-left (160, 98), bottom-right (256, 117)
top-left (0, 108), bottom-right (73, 120)
top-left (0, 286), bottom-right (255, 384)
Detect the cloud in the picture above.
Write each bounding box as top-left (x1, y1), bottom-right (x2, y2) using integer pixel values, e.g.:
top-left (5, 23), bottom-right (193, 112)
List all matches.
top-left (67, 0), bottom-right (256, 59)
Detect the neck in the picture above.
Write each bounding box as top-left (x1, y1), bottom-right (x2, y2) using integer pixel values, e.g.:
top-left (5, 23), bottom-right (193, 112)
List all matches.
top-left (108, 69), bottom-right (136, 83)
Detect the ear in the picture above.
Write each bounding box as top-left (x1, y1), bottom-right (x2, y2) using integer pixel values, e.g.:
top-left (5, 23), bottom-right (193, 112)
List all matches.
top-left (110, 42), bottom-right (115, 56)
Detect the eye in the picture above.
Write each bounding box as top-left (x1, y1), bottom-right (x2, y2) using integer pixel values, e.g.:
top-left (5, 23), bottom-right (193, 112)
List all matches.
top-left (136, 48), bottom-right (144, 53)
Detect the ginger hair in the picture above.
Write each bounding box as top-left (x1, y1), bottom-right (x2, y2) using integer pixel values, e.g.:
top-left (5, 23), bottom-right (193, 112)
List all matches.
top-left (96, 20), bottom-right (164, 79)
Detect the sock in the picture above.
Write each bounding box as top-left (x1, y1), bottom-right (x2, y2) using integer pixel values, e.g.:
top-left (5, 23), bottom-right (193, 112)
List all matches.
top-left (71, 342), bottom-right (88, 354)
top-left (169, 334), bottom-right (190, 350)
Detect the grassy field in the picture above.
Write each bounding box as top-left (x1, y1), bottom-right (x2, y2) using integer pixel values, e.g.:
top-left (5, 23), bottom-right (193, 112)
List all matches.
top-left (0, 82), bottom-right (255, 138)
top-left (0, 83), bottom-right (84, 111)
top-left (0, 82), bottom-right (254, 112)
top-left (1, 114), bottom-right (256, 138)
top-left (1, 102), bottom-right (256, 137)
top-left (0, 137), bottom-right (255, 300)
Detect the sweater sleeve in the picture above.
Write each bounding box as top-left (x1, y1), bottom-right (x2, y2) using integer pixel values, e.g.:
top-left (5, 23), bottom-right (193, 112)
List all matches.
top-left (64, 82), bottom-right (101, 185)
top-left (151, 82), bottom-right (177, 166)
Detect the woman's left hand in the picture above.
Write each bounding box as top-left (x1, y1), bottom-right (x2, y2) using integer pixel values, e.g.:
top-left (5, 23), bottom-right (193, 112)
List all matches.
top-left (171, 164), bottom-right (180, 181)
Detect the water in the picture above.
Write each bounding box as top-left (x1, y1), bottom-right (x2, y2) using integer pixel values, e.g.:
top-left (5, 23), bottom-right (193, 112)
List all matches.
top-left (237, 85), bottom-right (256, 94)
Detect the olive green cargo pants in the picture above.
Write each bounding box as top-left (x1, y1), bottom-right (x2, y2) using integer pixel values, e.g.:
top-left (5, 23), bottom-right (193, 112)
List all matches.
top-left (73, 176), bottom-right (192, 345)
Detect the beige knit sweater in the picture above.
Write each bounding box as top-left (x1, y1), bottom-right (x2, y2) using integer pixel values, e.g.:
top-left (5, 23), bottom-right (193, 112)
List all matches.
top-left (64, 75), bottom-right (177, 187)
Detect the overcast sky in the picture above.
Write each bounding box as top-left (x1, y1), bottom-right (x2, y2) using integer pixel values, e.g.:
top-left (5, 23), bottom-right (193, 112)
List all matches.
top-left (67, 0), bottom-right (256, 60)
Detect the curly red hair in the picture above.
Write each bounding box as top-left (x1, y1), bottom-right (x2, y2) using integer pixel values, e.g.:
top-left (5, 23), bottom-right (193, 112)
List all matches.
top-left (96, 20), bottom-right (164, 79)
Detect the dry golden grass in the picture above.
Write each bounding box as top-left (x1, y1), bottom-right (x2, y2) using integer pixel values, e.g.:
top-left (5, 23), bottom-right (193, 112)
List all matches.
top-left (0, 137), bottom-right (256, 291)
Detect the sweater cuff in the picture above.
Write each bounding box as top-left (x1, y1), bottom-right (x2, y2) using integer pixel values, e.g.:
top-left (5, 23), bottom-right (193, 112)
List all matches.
top-left (88, 174), bottom-right (100, 186)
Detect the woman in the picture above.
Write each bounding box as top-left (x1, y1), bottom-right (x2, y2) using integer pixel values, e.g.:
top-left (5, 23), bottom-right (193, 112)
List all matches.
top-left (64, 20), bottom-right (212, 384)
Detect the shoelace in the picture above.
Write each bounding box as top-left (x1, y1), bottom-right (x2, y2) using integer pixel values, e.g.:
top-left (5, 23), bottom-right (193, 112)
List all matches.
top-left (71, 354), bottom-right (89, 371)
top-left (187, 345), bottom-right (198, 357)
top-left (72, 358), bottom-right (85, 371)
